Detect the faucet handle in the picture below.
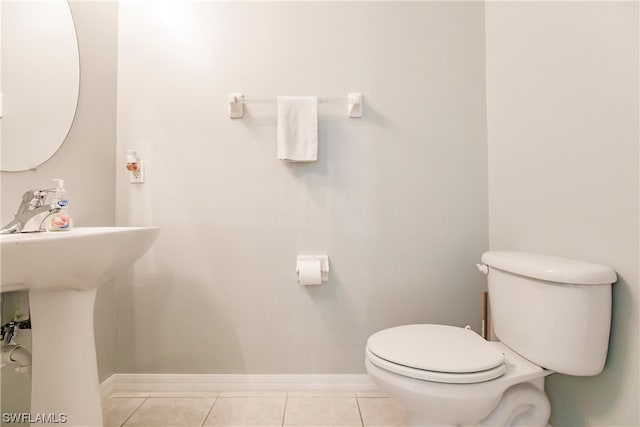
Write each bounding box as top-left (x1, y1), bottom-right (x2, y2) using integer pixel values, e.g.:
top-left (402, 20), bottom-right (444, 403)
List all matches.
top-left (19, 189), bottom-right (52, 212)
top-left (16, 191), bottom-right (38, 214)
top-left (21, 190), bottom-right (37, 204)
top-left (21, 189), bottom-right (41, 203)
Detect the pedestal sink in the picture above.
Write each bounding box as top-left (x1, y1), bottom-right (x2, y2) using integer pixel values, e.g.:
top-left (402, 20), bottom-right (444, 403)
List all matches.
top-left (1, 226), bottom-right (159, 426)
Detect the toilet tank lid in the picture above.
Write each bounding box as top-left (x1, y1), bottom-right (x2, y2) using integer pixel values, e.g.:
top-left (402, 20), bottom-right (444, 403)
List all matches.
top-left (481, 251), bottom-right (617, 285)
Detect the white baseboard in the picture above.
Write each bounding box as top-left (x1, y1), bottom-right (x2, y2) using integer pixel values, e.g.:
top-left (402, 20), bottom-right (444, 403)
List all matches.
top-left (99, 374), bottom-right (115, 398)
top-left (101, 374), bottom-right (376, 397)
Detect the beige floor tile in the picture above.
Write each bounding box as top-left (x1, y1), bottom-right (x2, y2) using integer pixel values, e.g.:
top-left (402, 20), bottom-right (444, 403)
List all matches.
top-left (219, 391), bottom-right (287, 397)
top-left (355, 390), bottom-right (388, 398)
top-left (148, 391), bottom-right (220, 398)
top-left (284, 397), bottom-right (362, 427)
top-left (288, 391), bottom-right (355, 398)
top-left (204, 397), bottom-right (286, 426)
top-left (123, 397), bottom-right (215, 427)
top-left (102, 397), bottom-right (145, 427)
top-left (109, 392), bottom-right (150, 398)
top-left (357, 398), bottom-right (409, 427)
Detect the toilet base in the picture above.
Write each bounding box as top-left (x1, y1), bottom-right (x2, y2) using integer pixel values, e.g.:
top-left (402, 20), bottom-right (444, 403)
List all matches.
top-left (477, 383), bottom-right (550, 427)
top-left (365, 343), bottom-right (552, 427)
top-left (365, 359), bottom-right (503, 425)
top-left (402, 382), bottom-right (550, 427)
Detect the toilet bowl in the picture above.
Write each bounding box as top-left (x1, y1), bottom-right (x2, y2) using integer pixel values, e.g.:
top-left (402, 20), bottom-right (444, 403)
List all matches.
top-left (365, 325), bottom-right (551, 426)
top-left (365, 251), bottom-right (617, 427)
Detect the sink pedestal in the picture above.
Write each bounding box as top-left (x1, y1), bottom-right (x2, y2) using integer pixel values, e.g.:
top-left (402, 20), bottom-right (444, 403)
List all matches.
top-left (30, 288), bottom-right (102, 426)
top-left (1, 226), bottom-right (159, 426)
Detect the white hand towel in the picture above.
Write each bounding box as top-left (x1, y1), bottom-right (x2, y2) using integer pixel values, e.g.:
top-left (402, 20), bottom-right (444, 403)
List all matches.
top-left (277, 96), bottom-right (318, 162)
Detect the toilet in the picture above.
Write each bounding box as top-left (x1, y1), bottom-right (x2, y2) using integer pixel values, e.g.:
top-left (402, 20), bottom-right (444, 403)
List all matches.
top-left (365, 251), bottom-right (617, 427)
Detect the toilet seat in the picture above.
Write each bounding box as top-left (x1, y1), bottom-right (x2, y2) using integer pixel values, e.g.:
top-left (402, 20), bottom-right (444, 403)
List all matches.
top-left (366, 324), bottom-right (507, 384)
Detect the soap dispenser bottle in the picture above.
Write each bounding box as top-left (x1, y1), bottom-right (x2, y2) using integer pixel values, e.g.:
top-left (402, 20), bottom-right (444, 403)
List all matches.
top-left (45, 179), bottom-right (72, 231)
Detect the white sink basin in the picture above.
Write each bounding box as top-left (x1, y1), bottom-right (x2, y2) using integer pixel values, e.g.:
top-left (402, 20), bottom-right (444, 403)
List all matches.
top-left (1, 226), bottom-right (159, 292)
top-left (0, 226), bottom-right (159, 426)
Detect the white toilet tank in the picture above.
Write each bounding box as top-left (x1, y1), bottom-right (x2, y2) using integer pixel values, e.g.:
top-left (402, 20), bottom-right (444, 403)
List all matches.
top-left (481, 251), bottom-right (617, 376)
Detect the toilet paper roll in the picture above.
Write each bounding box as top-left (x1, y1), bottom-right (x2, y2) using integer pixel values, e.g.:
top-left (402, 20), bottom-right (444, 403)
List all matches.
top-left (298, 260), bottom-right (322, 285)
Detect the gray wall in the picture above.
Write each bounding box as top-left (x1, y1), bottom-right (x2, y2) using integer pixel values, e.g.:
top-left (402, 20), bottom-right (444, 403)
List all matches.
top-left (115, 1), bottom-right (489, 374)
top-left (485, 2), bottom-right (639, 426)
top-left (0, 1), bottom-right (119, 382)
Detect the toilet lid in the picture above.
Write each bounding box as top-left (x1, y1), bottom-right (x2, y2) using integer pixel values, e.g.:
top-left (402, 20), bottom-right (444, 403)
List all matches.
top-left (367, 324), bottom-right (505, 374)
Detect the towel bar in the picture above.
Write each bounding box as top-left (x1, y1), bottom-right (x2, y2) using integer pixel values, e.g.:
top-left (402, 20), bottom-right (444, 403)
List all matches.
top-left (228, 93), bottom-right (362, 119)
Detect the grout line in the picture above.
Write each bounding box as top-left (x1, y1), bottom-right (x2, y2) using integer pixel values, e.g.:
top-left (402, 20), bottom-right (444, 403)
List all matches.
top-left (355, 396), bottom-right (365, 427)
top-left (281, 393), bottom-right (289, 427)
top-left (200, 396), bottom-right (218, 427)
top-left (118, 397), bottom-right (147, 427)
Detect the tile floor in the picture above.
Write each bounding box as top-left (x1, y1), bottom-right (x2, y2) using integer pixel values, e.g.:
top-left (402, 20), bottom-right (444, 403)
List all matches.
top-left (102, 390), bottom-right (409, 427)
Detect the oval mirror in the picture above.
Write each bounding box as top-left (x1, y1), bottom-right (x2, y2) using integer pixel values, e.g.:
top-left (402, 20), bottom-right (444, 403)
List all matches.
top-left (1, 0), bottom-right (80, 172)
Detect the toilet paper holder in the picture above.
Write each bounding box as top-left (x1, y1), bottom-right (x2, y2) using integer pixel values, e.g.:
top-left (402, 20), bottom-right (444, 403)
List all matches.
top-left (296, 255), bottom-right (330, 283)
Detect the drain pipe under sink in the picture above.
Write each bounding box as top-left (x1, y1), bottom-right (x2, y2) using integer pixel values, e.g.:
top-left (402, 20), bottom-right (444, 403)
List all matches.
top-left (1, 344), bottom-right (32, 373)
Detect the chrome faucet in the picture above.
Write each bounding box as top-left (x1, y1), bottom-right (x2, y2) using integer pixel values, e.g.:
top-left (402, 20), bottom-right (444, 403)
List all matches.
top-left (1, 319), bottom-right (30, 345)
top-left (1, 321), bottom-right (18, 344)
top-left (0, 189), bottom-right (61, 234)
